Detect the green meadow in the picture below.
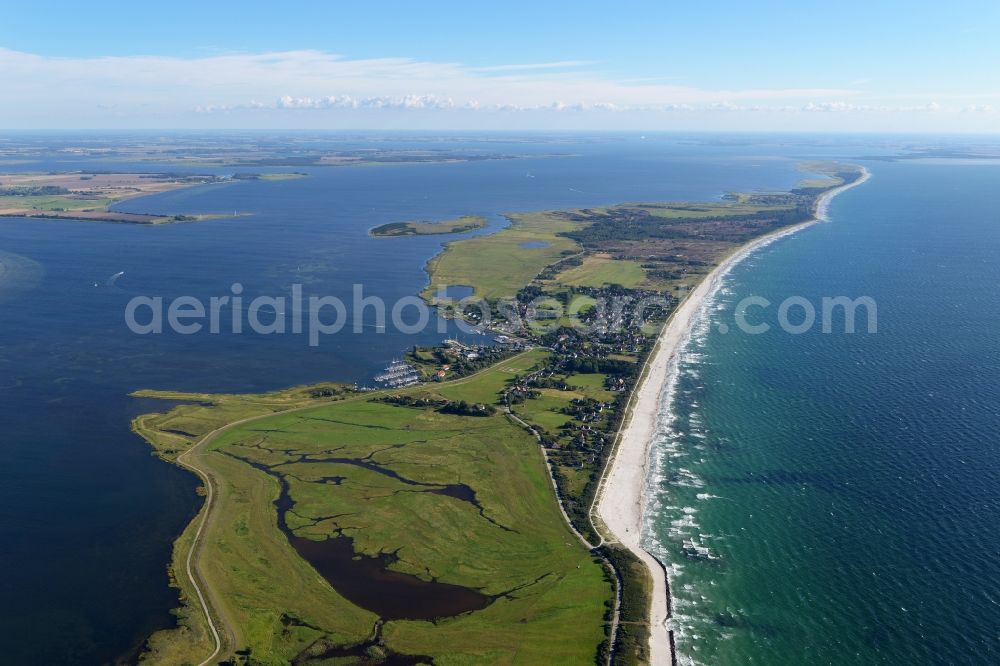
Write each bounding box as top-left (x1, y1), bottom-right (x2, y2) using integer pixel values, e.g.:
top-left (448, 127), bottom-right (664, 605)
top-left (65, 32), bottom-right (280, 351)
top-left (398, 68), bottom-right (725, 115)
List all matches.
top-left (134, 351), bottom-right (612, 665)
top-left (553, 256), bottom-right (647, 289)
top-left (0, 193), bottom-right (113, 211)
top-left (423, 211), bottom-right (581, 300)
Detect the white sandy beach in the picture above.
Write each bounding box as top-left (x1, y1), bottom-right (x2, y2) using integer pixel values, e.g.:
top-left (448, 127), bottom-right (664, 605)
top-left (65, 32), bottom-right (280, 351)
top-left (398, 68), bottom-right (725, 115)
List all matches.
top-left (595, 167), bottom-right (870, 665)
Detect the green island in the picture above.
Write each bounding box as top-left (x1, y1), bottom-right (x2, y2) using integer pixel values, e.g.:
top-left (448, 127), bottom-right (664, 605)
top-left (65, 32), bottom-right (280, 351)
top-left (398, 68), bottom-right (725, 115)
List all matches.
top-left (132, 163), bottom-right (864, 665)
top-left (370, 215), bottom-right (488, 237)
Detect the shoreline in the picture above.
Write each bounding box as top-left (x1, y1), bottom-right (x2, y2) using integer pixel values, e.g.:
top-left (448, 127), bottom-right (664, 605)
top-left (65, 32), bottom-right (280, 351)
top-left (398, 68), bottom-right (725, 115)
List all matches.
top-left (594, 167), bottom-right (871, 665)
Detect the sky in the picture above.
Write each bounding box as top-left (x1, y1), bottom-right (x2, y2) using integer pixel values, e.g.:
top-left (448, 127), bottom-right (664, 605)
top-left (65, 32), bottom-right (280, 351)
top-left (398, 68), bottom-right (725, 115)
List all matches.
top-left (1, 0), bottom-right (998, 132)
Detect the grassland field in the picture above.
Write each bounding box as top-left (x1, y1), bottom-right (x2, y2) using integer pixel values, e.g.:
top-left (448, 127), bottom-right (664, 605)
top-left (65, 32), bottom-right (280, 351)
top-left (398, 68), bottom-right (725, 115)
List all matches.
top-left (422, 211), bottom-right (581, 301)
top-left (134, 350), bottom-right (615, 665)
top-left (551, 255), bottom-right (647, 289)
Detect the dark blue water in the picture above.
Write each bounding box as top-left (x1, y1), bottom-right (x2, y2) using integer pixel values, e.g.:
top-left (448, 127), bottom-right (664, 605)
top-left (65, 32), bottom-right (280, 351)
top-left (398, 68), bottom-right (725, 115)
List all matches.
top-left (648, 160), bottom-right (1000, 664)
top-left (0, 134), bottom-right (817, 664)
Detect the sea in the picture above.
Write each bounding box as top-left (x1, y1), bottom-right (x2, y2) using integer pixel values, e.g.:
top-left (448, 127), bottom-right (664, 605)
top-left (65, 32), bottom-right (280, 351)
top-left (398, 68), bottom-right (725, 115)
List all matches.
top-left (0, 133), bottom-right (996, 664)
top-left (646, 156), bottom-right (1000, 664)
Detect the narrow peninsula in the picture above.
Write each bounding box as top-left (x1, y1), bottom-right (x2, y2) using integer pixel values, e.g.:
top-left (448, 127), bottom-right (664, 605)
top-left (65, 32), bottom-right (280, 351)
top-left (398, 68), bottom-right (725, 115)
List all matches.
top-left (131, 163), bottom-right (867, 666)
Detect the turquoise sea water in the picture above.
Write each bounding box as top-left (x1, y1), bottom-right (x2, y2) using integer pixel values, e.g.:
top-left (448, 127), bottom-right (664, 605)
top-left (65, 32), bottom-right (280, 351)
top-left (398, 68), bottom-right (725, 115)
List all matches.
top-left (647, 160), bottom-right (1000, 664)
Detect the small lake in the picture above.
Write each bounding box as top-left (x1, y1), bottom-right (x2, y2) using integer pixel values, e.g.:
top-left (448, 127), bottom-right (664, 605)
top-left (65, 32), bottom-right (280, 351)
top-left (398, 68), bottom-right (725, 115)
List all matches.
top-left (440, 284), bottom-right (475, 299)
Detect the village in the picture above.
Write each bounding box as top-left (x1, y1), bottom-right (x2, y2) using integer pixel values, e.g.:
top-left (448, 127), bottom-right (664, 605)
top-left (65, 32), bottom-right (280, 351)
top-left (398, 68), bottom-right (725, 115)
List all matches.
top-left (371, 281), bottom-right (674, 543)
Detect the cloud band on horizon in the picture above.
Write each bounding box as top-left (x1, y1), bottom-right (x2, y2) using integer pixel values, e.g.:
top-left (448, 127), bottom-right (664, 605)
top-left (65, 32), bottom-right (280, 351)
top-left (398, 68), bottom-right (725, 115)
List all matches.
top-left (1, 47), bottom-right (995, 130)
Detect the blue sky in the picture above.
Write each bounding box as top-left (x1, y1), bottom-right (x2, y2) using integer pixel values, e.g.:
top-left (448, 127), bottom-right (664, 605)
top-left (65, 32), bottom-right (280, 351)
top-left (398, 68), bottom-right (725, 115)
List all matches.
top-left (2, 1), bottom-right (998, 131)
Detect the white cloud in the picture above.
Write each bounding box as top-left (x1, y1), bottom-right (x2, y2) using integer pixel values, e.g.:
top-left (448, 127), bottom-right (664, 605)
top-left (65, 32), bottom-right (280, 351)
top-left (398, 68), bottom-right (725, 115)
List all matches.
top-left (800, 101), bottom-right (951, 114)
top-left (471, 60), bottom-right (595, 73)
top-left (272, 94), bottom-right (457, 110)
top-left (0, 47), bottom-right (855, 120)
top-left (0, 47), bottom-right (994, 130)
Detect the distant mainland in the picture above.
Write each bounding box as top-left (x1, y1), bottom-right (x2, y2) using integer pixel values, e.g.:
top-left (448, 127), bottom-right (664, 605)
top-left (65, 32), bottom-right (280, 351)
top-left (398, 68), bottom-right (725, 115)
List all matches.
top-left (0, 171), bottom-right (302, 224)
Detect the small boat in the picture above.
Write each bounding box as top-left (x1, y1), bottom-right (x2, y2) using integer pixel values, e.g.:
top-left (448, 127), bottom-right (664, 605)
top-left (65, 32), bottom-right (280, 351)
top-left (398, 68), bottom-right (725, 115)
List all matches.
top-left (374, 360), bottom-right (420, 387)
